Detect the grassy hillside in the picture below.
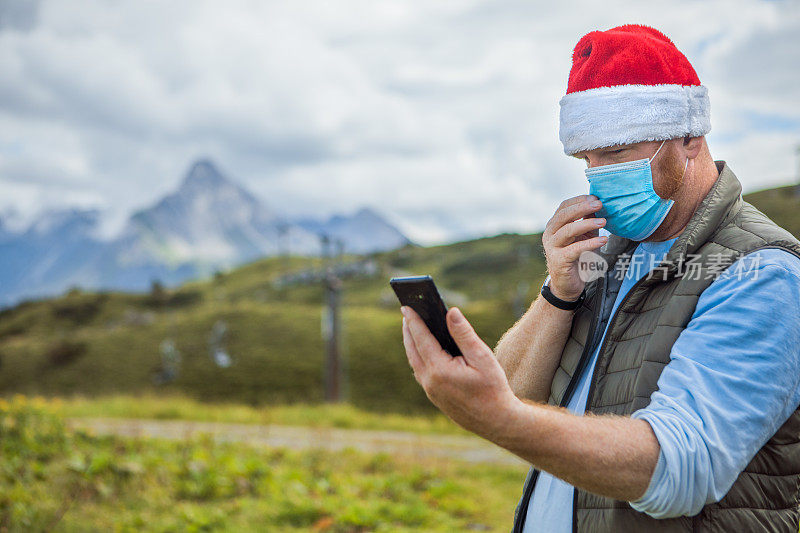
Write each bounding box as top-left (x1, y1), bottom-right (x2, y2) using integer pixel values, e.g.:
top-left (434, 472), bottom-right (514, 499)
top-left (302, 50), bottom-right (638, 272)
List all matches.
top-left (0, 232), bottom-right (546, 414)
top-left (743, 182), bottom-right (800, 238)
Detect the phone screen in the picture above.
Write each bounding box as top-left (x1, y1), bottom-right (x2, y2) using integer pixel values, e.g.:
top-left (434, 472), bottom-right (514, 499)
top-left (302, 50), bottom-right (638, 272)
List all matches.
top-left (389, 275), bottom-right (462, 357)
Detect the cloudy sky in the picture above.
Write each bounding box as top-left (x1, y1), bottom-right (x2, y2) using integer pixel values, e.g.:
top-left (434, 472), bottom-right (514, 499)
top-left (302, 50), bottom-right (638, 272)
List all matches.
top-left (0, 0), bottom-right (798, 245)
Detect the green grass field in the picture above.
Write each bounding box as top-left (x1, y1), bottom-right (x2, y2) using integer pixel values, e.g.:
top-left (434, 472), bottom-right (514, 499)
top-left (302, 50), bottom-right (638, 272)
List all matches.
top-left (48, 394), bottom-right (472, 436)
top-left (1, 396), bottom-right (527, 532)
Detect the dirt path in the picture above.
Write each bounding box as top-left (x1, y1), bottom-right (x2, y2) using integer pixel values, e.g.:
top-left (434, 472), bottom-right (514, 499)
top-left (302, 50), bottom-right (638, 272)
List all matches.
top-left (66, 417), bottom-right (528, 467)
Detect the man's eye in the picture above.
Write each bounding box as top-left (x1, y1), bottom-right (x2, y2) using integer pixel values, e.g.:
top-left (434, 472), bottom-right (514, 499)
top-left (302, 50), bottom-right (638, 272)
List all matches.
top-left (610, 149), bottom-right (623, 154)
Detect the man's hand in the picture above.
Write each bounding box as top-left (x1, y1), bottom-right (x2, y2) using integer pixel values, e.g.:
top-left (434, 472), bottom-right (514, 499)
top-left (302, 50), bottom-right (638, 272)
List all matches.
top-left (542, 194), bottom-right (607, 301)
top-left (401, 305), bottom-right (521, 439)
top-left (400, 303), bottom-right (659, 502)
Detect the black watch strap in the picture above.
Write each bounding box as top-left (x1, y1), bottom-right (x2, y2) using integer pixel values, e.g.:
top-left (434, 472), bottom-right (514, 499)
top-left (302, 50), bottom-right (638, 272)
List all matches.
top-left (540, 284), bottom-right (586, 310)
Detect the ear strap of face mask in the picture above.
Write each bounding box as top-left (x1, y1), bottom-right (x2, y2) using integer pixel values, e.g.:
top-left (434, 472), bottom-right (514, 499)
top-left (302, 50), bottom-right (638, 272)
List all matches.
top-left (650, 139), bottom-right (667, 163)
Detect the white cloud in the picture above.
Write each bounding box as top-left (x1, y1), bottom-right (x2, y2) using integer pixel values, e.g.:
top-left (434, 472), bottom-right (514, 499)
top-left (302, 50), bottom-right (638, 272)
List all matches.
top-left (0, 0), bottom-right (798, 246)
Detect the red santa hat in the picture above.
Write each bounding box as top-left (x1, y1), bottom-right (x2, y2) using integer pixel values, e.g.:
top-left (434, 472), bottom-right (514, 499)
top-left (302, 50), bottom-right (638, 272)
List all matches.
top-left (559, 24), bottom-right (711, 155)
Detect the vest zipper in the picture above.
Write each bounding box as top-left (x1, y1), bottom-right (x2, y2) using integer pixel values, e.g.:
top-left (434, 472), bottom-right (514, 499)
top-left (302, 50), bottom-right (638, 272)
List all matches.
top-left (511, 274), bottom-right (608, 533)
top-left (570, 269), bottom-right (656, 531)
top-left (560, 274), bottom-right (608, 410)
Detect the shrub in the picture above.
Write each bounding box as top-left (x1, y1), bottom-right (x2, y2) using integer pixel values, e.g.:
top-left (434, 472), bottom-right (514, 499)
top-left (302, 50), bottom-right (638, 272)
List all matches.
top-left (45, 341), bottom-right (88, 368)
top-left (51, 294), bottom-right (107, 324)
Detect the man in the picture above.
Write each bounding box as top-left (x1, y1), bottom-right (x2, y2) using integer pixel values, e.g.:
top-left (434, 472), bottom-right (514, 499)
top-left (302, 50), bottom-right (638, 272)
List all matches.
top-left (399, 24), bottom-right (800, 532)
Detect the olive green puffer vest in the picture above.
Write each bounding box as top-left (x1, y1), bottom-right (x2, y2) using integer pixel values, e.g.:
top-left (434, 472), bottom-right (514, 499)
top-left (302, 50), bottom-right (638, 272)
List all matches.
top-left (512, 161), bottom-right (800, 532)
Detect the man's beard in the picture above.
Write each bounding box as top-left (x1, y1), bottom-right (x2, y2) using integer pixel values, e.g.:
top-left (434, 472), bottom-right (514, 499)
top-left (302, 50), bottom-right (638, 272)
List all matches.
top-left (654, 145), bottom-right (686, 200)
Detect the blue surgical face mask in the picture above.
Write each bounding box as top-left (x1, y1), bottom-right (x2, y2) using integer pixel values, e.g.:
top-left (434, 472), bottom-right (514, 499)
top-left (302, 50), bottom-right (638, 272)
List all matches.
top-left (584, 140), bottom-right (685, 241)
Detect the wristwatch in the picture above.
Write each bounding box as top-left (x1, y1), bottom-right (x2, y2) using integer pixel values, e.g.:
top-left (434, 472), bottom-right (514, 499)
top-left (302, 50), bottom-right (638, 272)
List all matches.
top-left (540, 284), bottom-right (586, 311)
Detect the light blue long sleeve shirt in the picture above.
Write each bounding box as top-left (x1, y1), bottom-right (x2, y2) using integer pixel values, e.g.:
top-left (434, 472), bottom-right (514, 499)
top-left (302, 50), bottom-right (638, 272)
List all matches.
top-left (522, 235), bottom-right (800, 531)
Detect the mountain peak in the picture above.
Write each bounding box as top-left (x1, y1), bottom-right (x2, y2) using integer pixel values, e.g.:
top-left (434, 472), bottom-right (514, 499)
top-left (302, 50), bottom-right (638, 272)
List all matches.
top-left (353, 207), bottom-right (382, 220)
top-left (181, 159), bottom-right (229, 190)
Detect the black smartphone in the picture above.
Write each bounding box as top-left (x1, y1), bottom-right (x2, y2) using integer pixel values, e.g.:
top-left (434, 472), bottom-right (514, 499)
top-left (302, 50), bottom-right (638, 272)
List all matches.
top-left (389, 275), bottom-right (462, 357)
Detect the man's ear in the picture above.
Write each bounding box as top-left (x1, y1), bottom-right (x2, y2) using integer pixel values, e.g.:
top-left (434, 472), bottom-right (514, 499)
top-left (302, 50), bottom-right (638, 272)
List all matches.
top-left (682, 136), bottom-right (704, 159)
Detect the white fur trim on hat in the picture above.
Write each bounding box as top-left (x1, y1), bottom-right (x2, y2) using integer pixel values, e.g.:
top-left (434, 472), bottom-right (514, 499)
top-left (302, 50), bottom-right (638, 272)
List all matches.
top-left (559, 84), bottom-right (711, 155)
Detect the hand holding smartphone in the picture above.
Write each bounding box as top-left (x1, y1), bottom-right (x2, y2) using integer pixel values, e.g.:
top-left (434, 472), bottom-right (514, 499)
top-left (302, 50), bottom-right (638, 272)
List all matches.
top-left (389, 275), bottom-right (462, 357)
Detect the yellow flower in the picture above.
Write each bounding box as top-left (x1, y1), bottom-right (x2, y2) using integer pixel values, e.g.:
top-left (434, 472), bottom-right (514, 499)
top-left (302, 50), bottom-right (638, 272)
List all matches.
top-left (31, 396), bottom-right (47, 409)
